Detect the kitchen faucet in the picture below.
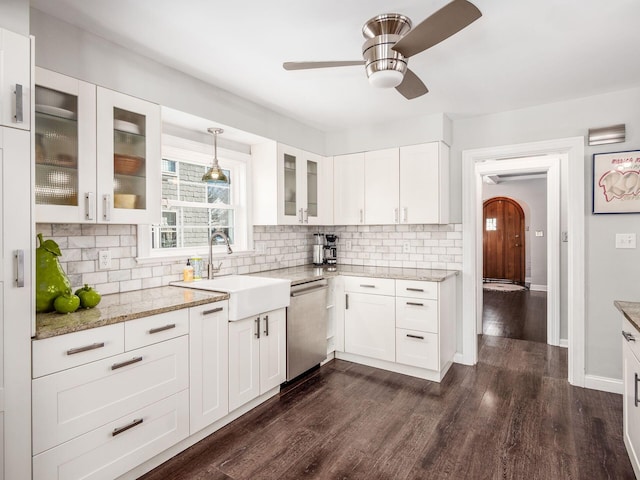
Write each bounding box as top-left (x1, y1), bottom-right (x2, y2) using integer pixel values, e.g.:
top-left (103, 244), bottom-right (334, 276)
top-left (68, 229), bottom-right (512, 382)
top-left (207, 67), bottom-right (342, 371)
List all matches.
top-left (208, 230), bottom-right (233, 279)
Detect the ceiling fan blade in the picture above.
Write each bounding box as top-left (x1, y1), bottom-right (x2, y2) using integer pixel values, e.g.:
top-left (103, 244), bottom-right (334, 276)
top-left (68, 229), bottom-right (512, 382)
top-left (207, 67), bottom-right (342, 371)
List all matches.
top-left (392, 0), bottom-right (482, 58)
top-left (283, 61), bottom-right (365, 71)
top-left (395, 69), bottom-right (428, 100)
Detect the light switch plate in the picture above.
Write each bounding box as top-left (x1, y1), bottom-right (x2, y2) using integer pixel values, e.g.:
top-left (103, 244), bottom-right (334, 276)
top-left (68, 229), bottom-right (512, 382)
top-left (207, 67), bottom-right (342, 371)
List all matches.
top-left (616, 233), bottom-right (636, 249)
top-left (535, 230), bottom-right (544, 237)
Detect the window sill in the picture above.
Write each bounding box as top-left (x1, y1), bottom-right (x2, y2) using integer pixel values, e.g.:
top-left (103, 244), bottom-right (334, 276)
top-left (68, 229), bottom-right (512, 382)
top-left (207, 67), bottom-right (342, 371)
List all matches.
top-left (136, 249), bottom-right (257, 265)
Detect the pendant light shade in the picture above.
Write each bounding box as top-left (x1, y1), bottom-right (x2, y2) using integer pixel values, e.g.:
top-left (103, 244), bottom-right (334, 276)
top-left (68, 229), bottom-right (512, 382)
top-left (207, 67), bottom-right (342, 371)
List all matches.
top-left (202, 127), bottom-right (229, 184)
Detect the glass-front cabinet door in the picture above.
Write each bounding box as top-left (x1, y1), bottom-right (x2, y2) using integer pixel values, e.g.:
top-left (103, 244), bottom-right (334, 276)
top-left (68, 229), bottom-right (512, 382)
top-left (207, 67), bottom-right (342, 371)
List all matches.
top-left (96, 87), bottom-right (161, 224)
top-left (277, 144), bottom-right (323, 225)
top-left (34, 67), bottom-right (97, 223)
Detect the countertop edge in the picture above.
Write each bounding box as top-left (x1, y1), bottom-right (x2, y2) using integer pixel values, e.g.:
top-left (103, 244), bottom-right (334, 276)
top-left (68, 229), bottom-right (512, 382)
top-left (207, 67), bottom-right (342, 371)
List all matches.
top-left (615, 300), bottom-right (640, 333)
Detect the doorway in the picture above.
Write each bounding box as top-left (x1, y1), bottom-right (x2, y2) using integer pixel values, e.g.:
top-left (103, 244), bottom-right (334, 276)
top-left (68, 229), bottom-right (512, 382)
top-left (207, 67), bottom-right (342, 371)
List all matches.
top-left (483, 196), bottom-right (525, 284)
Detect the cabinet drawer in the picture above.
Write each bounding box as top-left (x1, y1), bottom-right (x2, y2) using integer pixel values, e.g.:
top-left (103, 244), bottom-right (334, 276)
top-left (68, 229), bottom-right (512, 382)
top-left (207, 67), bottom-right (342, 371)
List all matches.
top-left (396, 297), bottom-right (438, 333)
top-left (396, 328), bottom-right (439, 370)
top-left (623, 319), bottom-right (640, 362)
top-left (33, 336), bottom-right (188, 455)
top-left (33, 389), bottom-right (189, 480)
top-left (125, 309), bottom-right (189, 350)
top-left (32, 323), bottom-right (125, 378)
top-left (396, 280), bottom-right (438, 300)
top-left (343, 276), bottom-right (395, 296)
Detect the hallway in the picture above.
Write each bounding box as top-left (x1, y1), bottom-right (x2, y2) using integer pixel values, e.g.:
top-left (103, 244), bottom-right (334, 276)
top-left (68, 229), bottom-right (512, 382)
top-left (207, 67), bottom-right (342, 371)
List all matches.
top-left (482, 288), bottom-right (547, 343)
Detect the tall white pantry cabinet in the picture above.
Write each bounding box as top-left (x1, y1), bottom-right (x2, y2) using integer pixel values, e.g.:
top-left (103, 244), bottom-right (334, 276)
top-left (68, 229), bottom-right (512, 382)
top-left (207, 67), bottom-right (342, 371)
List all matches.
top-left (0, 27), bottom-right (33, 480)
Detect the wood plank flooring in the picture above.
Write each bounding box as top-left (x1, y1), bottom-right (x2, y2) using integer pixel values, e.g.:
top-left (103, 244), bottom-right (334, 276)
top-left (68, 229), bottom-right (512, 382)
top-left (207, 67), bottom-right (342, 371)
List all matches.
top-left (483, 288), bottom-right (547, 343)
top-left (139, 335), bottom-right (634, 480)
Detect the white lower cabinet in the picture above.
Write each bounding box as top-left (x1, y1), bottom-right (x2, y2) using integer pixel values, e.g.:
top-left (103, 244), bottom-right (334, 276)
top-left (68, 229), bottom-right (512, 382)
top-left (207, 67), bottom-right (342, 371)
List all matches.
top-left (33, 390), bottom-right (189, 480)
top-left (344, 291), bottom-right (395, 362)
top-left (622, 319), bottom-right (640, 478)
top-left (228, 308), bottom-right (286, 412)
top-left (189, 301), bottom-right (229, 433)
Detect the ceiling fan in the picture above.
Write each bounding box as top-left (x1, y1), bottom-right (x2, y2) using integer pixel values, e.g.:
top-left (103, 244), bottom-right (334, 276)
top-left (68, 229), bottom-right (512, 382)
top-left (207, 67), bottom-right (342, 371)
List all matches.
top-left (283, 0), bottom-right (482, 100)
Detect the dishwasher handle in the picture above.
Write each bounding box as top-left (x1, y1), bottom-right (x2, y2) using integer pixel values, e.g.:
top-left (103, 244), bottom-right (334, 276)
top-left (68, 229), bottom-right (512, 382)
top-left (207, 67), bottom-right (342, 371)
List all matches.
top-left (291, 284), bottom-right (328, 297)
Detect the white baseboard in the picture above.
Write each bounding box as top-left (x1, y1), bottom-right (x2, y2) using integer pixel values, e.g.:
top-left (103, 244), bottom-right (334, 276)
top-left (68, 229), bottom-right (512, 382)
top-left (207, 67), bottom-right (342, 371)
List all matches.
top-left (559, 338), bottom-right (568, 348)
top-left (530, 284), bottom-right (548, 292)
top-left (584, 374), bottom-right (623, 394)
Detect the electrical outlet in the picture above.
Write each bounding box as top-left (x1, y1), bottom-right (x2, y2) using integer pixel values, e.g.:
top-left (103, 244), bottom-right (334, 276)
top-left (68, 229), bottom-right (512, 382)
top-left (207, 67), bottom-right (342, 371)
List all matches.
top-left (346, 240), bottom-right (352, 250)
top-left (98, 250), bottom-right (111, 269)
top-left (403, 241), bottom-right (411, 253)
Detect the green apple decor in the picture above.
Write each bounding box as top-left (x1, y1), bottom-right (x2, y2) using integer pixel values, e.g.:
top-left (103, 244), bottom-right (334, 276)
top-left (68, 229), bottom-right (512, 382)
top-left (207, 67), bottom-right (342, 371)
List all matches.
top-left (35, 233), bottom-right (72, 313)
top-left (53, 288), bottom-right (81, 314)
top-left (74, 284), bottom-right (102, 308)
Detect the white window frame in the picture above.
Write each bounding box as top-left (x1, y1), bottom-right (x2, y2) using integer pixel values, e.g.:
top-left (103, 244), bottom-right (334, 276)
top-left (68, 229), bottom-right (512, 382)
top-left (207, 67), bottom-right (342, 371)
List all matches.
top-left (137, 134), bottom-right (252, 262)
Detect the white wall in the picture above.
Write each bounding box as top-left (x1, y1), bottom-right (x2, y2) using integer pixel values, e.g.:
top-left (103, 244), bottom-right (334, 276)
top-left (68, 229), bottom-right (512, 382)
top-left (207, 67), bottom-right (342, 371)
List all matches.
top-left (29, 9), bottom-right (326, 155)
top-left (483, 178), bottom-right (548, 287)
top-left (0, 0), bottom-right (29, 35)
top-left (454, 86), bottom-right (640, 380)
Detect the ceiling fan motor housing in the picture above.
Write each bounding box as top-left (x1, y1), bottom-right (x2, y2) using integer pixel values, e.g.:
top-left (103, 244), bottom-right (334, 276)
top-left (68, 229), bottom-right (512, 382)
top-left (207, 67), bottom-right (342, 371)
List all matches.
top-left (361, 14), bottom-right (412, 88)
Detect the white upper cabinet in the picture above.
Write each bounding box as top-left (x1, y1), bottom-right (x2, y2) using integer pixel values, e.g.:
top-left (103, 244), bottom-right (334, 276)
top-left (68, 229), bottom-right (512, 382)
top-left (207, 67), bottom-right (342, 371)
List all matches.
top-left (399, 142), bottom-right (449, 225)
top-left (333, 142), bottom-right (449, 226)
top-left (364, 148), bottom-right (399, 225)
top-left (333, 152), bottom-right (365, 225)
top-left (34, 68), bottom-right (161, 224)
top-left (0, 28), bottom-right (30, 131)
top-left (252, 142), bottom-right (331, 225)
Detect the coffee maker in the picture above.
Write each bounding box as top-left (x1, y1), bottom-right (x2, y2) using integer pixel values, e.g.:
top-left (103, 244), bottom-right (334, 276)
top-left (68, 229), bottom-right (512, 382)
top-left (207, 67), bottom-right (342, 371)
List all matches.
top-left (324, 234), bottom-right (339, 269)
top-left (312, 233), bottom-right (325, 266)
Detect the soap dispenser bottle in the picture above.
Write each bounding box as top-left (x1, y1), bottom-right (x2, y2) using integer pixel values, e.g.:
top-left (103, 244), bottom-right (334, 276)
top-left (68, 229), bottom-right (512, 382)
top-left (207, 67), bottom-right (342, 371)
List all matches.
top-left (183, 259), bottom-right (194, 282)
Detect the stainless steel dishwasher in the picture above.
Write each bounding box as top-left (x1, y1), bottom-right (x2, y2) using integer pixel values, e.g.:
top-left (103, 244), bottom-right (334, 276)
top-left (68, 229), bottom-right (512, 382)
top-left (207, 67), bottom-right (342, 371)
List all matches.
top-left (286, 278), bottom-right (328, 381)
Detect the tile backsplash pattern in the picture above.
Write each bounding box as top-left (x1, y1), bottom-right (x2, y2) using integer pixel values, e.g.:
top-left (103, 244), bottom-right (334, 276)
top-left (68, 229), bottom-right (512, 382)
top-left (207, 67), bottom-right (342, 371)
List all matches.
top-left (36, 223), bottom-right (462, 295)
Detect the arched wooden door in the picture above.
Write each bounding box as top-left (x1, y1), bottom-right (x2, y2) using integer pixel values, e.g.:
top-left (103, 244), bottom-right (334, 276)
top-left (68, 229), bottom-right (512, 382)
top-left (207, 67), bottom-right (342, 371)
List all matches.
top-left (483, 196), bottom-right (525, 284)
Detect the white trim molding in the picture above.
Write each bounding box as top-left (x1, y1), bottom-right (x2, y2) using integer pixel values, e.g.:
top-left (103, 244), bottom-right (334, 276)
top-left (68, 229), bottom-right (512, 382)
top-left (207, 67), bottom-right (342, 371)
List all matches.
top-left (584, 374), bottom-right (623, 395)
top-left (530, 284), bottom-right (548, 292)
top-left (462, 136), bottom-right (585, 387)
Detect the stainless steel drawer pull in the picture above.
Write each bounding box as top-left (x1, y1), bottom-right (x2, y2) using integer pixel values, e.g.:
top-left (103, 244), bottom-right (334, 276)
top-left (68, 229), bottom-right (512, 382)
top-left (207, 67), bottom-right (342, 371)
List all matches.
top-left (67, 342), bottom-right (105, 355)
top-left (255, 317), bottom-right (261, 339)
top-left (406, 334), bottom-right (425, 340)
top-left (111, 356), bottom-right (143, 370)
top-left (406, 287), bottom-right (424, 292)
top-left (148, 324), bottom-right (176, 334)
top-left (264, 315), bottom-right (269, 336)
top-left (359, 284), bottom-right (376, 288)
top-left (623, 331), bottom-right (636, 342)
top-left (202, 307), bottom-right (224, 315)
top-left (112, 418), bottom-right (143, 437)
top-left (635, 373), bottom-right (640, 408)
top-left (15, 250), bottom-right (24, 287)
top-left (14, 84), bottom-right (23, 123)
top-left (406, 302), bottom-right (424, 307)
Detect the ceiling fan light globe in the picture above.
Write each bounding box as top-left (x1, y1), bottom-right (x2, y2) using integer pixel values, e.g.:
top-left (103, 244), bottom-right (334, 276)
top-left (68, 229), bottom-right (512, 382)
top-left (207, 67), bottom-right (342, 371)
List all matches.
top-left (368, 69), bottom-right (404, 88)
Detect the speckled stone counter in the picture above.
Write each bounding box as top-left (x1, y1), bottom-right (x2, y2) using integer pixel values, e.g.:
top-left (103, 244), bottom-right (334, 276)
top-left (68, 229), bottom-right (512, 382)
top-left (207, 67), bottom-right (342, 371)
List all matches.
top-left (35, 286), bottom-right (229, 340)
top-left (615, 300), bottom-right (640, 333)
top-left (250, 264), bottom-right (459, 285)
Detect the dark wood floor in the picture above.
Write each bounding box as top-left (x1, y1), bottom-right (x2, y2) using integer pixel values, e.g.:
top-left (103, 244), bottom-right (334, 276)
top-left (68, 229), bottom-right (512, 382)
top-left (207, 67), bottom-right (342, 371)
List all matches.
top-left (140, 336), bottom-right (634, 480)
top-left (483, 288), bottom-right (547, 343)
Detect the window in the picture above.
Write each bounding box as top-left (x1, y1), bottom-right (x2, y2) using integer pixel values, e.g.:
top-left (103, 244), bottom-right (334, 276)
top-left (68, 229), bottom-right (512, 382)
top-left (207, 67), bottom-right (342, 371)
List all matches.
top-left (486, 218), bottom-right (497, 231)
top-left (138, 135), bottom-right (250, 260)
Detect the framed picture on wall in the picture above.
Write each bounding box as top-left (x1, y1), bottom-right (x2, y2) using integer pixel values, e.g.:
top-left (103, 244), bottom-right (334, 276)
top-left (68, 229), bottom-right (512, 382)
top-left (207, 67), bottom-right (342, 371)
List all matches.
top-left (593, 150), bottom-right (640, 213)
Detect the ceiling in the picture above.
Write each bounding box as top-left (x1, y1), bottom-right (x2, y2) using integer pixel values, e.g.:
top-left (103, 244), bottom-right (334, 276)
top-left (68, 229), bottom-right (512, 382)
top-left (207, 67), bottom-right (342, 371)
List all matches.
top-left (30, 0), bottom-right (640, 133)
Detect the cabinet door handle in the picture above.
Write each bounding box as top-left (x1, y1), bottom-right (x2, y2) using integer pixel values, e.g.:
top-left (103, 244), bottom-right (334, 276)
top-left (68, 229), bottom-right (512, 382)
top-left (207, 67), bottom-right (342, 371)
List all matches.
top-left (359, 209), bottom-right (364, 224)
top-left (406, 287), bottom-right (424, 292)
top-left (635, 373), bottom-right (640, 408)
top-left (406, 334), bottom-right (425, 340)
top-left (255, 317), bottom-right (261, 339)
top-left (359, 284), bottom-right (376, 288)
top-left (85, 192), bottom-right (95, 220)
top-left (264, 315), bottom-right (269, 336)
top-left (103, 194), bottom-right (111, 221)
top-left (202, 307), bottom-right (224, 316)
top-left (66, 342), bottom-right (105, 355)
top-left (14, 84), bottom-right (23, 123)
top-left (15, 250), bottom-right (24, 288)
top-left (394, 208), bottom-right (399, 223)
top-left (148, 324), bottom-right (176, 335)
top-left (345, 294), bottom-right (349, 310)
top-left (112, 418), bottom-right (143, 437)
top-left (303, 209), bottom-right (309, 223)
top-left (298, 208), bottom-right (304, 223)
top-left (111, 356), bottom-right (143, 370)
top-left (623, 331), bottom-right (636, 342)
top-left (403, 207), bottom-right (408, 223)
top-left (406, 302), bottom-right (424, 307)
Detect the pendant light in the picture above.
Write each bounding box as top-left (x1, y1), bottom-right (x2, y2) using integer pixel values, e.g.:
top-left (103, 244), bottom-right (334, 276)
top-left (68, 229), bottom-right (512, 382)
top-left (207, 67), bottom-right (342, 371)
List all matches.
top-left (202, 127), bottom-right (229, 184)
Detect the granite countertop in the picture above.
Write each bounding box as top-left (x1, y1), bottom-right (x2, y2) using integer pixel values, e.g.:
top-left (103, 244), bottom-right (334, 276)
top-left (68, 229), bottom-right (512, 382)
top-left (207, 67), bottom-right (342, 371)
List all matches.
top-left (615, 300), bottom-right (640, 333)
top-left (250, 264), bottom-right (459, 285)
top-left (35, 286), bottom-right (229, 340)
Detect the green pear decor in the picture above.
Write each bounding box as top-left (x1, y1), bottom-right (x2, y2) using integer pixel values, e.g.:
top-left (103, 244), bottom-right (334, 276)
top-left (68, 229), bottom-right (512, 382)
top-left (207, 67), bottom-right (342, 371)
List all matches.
top-left (35, 233), bottom-right (72, 313)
